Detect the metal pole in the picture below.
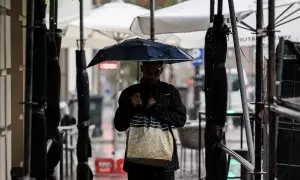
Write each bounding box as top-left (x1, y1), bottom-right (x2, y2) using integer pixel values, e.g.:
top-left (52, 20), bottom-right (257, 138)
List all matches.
top-left (241, 114), bottom-right (243, 149)
top-left (49, 0), bottom-right (55, 38)
top-left (199, 112), bottom-right (202, 180)
top-left (268, 0), bottom-right (277, 179)
top-left (255, 0), bottom-right (264, 179)
top-left (210, 0), bottom-right (215, 23)
top-left (276, 38), bottom-right (285, 100)
top-left (136, 62), bottom-right (140, 82)
top-left (54, 0), bottom-right (58, 30)
top-left (79, 0), bottom-right (84, 50)
top-left (218, 143), bottom-right (255, 172)
top-left (24, 0), bottom-right (35, 177)
top-left (76, 0), bottom-right (92, 179)
top-left (228, 0), bottom-right (255, 165)
top-left (150, 0), bottom-right (155, 41)
top-left (270, 104), bottom-right (300, 122)
top-left (217, 0), bottom-right (223, 15)
top-left (194, 65), bottom-right (201, 120)
top-left (60, 135), bottom-right (64, 180)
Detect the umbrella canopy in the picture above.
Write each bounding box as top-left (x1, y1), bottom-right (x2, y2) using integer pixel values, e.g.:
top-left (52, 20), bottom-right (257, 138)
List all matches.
top-left (87, 38), bottom-right (193, 68)
top-left (62, 0), bottom-right (149, 48)
top-left (130, 0), bottom-right (255, 36)
top-left (154, 31), bottom-right (208, 49)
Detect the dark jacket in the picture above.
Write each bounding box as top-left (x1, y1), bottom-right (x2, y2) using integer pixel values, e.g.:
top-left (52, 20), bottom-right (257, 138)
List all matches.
top-left (114, 79), bottom-right (186, 172)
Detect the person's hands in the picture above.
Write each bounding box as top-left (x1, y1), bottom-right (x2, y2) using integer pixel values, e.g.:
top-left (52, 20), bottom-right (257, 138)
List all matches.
top-left (147, 97), bottom-right (156, 108)
top-left (130, 92), bottom-right (142, 107)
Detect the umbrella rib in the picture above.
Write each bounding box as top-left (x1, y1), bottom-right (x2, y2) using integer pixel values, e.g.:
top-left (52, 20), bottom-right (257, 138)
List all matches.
top-left (237, 25), bottom-right (255, 32)
top-left (93, 29), bottom-right (115, 39)
top-left (239, 21), bottom-right (256, 32)
top-left (275, 7), bottom-right (300, 26)
top-left (115, 32), bottom-right (133, 42)
top-left (275, 15), bottom-right (300, 28)
top-left (94, 29), bottom-right (133, 42)
top-left (275, 3), bottom-right (295, 23)
top-left (87, 30), bottom-right (96, 39)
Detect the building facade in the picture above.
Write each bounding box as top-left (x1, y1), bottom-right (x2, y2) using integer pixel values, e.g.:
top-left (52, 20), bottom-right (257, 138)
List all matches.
top-left (0, 0), bottom-right (26, 179)
top-left (0, 1), bottom-right (98, 179)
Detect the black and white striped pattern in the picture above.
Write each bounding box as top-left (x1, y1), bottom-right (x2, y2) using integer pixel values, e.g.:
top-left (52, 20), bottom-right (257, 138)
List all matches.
top-left (130, 115), bottom-right (169, 131)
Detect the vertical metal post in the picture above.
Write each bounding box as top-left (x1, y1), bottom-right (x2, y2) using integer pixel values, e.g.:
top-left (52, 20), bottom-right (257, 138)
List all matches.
top-left (79, 0), bottom-right (84, 50)
top-left (60, 134), bottom-right (64, 180)
top-left (276, 38), bottom-right (285, 100)
top-left (268, 0), bottom-right (277, 179)
top-left (65, 130), bottom-right (69, 176)
top-left (194, 65), bottom-right (201, 119)
top-left (217, 0), bottom-right (223, 15)
top-left (199, 112), bottom-right (202, 180)
top-left (241, 114), bottom-right (243, 149)
top-left (136, 62), bottom-right (140, 81)
top-left (150, 0), bottom-right (155, 41)
top-left (30, 0), bottom-right (48, 178)
top-left (24, 0), bottom-right (35, 177)
top-left (76, 0), bottom-right (92, 179)
top-left (54, 0), bottom-right (58, 30)
top-left (49, 0), bottom-right (55, 39)
top-left (210, 0), bottom-right (215, 23)
top-left (255, 0), bottom-right (264, 179)
top-left (228, 0), bottom-right (255, 165)
top-left (70, 134), bottom-right (74, 178)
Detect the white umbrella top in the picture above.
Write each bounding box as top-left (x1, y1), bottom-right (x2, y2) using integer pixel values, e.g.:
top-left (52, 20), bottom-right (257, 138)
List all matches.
top-left (62, 0), bottom-right (149, 48)
top-left (130, 0), bottom-right (256, 36)
top-left (68, 0), bottom-right (149, 41)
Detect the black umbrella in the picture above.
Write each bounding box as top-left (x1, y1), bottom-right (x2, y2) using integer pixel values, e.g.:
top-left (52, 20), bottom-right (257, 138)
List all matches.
top-left (76, 1), bottom-right (93, 180)
top-left (30, 1), bottom-right (48, 179)
top-left (87, 37), bottom-right (193, 68)
top-left (204, 0), bottom-right (230, 179)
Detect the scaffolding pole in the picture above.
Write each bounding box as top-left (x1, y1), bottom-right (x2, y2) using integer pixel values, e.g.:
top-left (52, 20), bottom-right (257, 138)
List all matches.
top-left (267, 0), bottom-right (277, 179)
top-left (270, 104), bottom-right (300, 123)
top-left (255, 0), bottom-right (264, 179)
top-left (24, 0), bottom-right (35, 177)
top-left (228, 0), bottom-right (255, 165)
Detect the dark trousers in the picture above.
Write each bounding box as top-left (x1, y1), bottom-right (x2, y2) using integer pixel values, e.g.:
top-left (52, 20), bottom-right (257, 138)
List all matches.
top-left (127, 170), bottom-right (175, 180)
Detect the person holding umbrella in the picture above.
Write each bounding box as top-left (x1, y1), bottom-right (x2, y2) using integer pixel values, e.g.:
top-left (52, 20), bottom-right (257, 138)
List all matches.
top-left (114, 61), bottom-right (187, 180)
top-left (87, 37), bottom-right (193, 179)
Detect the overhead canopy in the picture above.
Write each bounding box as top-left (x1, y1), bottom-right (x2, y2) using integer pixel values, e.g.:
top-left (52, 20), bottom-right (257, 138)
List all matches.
top-left (130, 0), bottom-right (255, 36)
top-left (131, 0), bottom-right (300, 49)
top-left (45, 0), bottom-right (97, 48)
top-left (62, 0), bottom-right (149, 48)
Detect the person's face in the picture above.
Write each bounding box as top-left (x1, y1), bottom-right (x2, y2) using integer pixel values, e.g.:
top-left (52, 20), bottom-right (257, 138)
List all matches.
top-left (140, 62), bottom-right (164, 81)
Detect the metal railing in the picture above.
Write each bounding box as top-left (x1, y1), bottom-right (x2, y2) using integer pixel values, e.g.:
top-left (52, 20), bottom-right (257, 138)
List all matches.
top-left (199, 112), bottom-right (255, 179)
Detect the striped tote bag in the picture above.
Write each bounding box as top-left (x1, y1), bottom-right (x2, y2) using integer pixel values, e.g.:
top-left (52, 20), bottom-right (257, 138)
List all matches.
top-left (125, 114), bottom-right (174, 167)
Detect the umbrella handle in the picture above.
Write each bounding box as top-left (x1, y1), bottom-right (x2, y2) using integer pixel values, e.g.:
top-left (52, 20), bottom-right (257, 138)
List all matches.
top-left (150, 0), bottom-right (155, 41)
